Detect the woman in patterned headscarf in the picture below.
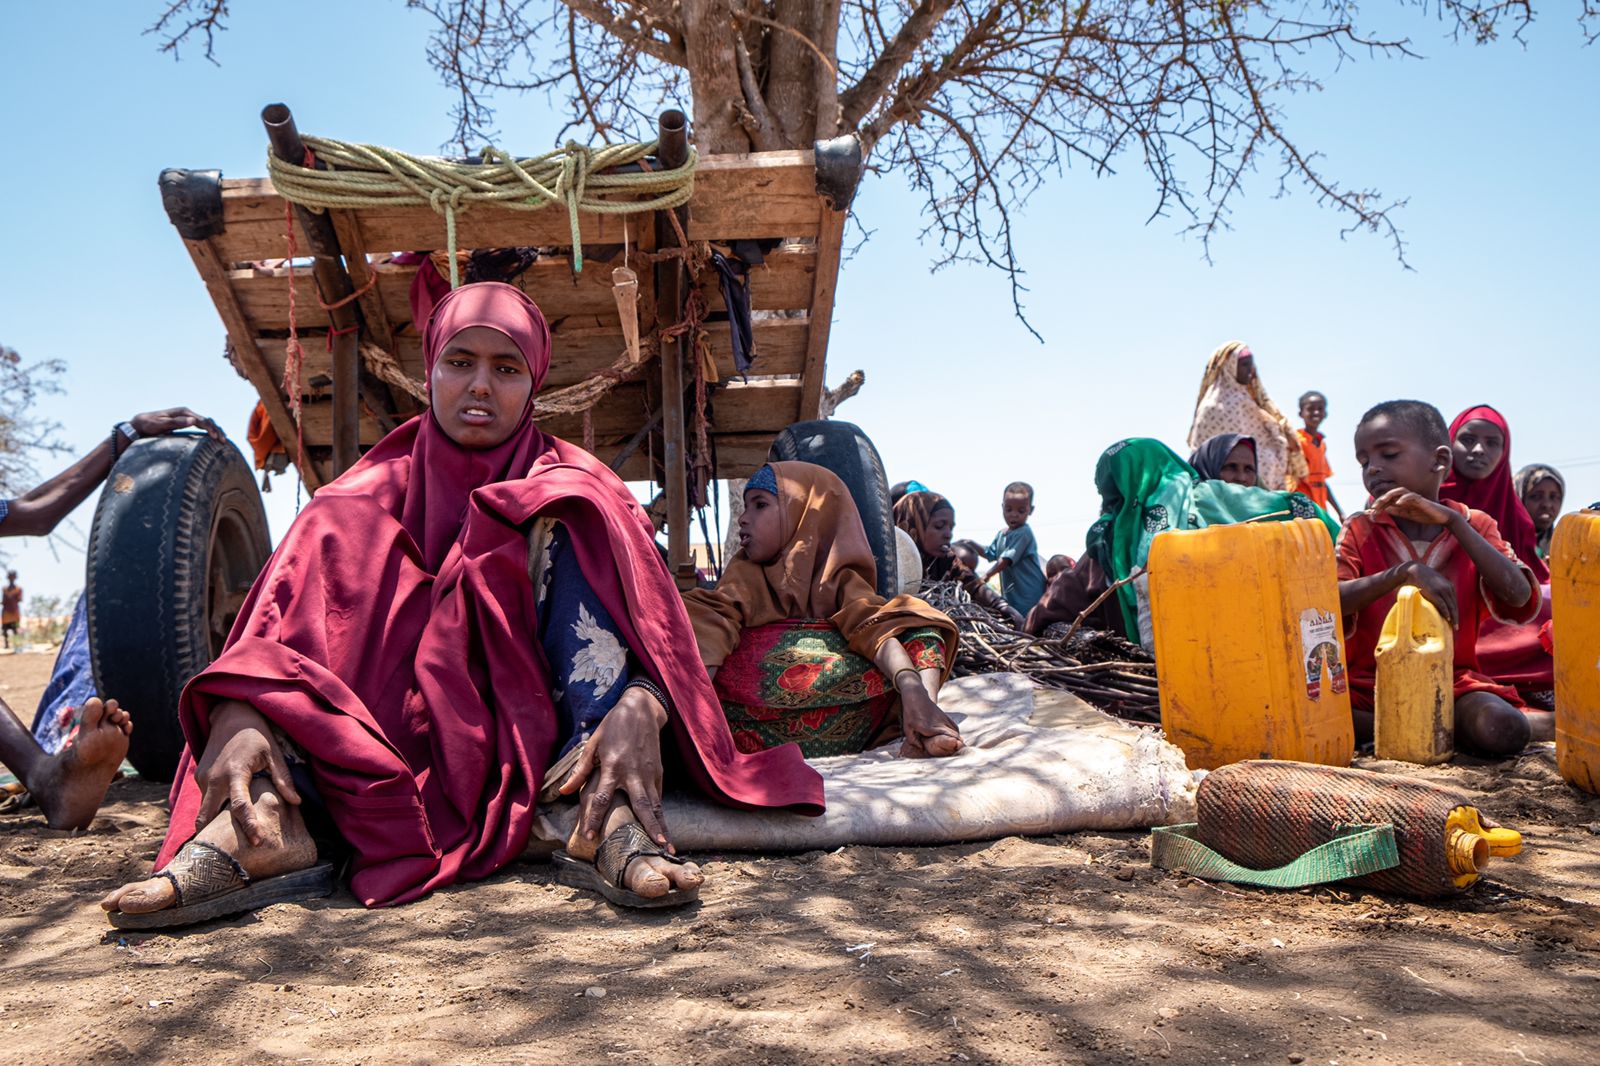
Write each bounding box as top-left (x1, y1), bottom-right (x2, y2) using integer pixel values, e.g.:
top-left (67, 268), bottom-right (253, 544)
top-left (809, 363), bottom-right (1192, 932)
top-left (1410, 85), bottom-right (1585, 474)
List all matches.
top-left (1187, 341), bottom-right (1308, 492)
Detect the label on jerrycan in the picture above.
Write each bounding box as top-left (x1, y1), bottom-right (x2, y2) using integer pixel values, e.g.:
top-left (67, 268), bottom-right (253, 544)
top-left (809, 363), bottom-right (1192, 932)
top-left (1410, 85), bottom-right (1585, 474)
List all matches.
top-left (1299, 608), bottom-right (1348, 700)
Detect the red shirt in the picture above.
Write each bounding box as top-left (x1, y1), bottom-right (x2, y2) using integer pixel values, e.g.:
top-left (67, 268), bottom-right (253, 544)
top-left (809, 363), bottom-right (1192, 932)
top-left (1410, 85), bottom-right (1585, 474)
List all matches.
top-left (1335, 500), bottom-right (1539, 702)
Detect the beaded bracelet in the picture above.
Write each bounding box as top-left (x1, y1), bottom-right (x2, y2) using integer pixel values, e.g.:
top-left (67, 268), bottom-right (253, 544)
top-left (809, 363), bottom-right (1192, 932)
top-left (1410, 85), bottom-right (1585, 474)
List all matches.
top-left (623, 676), bottom-right (672, 716)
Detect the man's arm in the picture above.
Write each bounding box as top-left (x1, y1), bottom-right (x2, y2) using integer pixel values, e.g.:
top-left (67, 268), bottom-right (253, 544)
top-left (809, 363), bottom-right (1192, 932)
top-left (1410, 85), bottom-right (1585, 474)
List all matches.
top-left (2, 408), bottom-right (222, 538)
top-left (2, 435), bottom-right (118, 537)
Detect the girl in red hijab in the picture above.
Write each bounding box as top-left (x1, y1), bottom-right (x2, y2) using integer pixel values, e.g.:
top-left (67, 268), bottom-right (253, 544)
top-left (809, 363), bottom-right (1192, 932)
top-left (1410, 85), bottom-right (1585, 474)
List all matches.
top-left (103, 282), bottom-right (822, 926)
top-left (1441, 404), bottom-right (1555, 696)
top-left (1441, 405), bottom-right (1548, 581)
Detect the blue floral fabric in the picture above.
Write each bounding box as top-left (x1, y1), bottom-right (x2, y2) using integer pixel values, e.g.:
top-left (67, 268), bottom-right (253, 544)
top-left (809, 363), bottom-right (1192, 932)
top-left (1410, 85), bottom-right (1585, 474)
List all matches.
top-left (537, 525), bottom-right (633, 756)
top-left (30, 593), bottom-right (96, 755)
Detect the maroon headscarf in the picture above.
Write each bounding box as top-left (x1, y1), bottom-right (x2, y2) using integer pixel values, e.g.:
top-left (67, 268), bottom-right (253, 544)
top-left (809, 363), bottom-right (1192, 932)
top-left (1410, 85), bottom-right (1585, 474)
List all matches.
top-left (161, 282), bottom-right (822, 906)
top-left (1440, 405), bottom-right (1548, 582)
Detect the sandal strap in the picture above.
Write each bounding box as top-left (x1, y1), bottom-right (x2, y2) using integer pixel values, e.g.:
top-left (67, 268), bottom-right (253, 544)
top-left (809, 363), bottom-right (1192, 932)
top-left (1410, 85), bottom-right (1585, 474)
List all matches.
top-left (594, 821), bottom-right (683, 889)
top-left (159, 840), bottom-right (251, 909)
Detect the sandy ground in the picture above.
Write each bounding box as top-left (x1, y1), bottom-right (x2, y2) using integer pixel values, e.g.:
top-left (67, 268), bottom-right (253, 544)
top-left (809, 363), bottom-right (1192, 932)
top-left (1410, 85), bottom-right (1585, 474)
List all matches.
top-left (2, 654), bottom-right (1598, 1065)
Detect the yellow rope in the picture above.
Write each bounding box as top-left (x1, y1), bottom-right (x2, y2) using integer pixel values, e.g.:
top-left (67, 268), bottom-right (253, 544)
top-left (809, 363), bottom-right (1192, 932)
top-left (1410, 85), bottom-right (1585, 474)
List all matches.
top-left (267, 136), bottom-right (697, 283)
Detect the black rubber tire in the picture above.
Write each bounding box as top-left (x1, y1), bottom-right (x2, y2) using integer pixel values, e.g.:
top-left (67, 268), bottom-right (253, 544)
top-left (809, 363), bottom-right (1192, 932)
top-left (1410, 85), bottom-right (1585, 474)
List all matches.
top-left (86, 434), bottom-right (272, 782)
top-left (768, 419), bottom-right (898, 597)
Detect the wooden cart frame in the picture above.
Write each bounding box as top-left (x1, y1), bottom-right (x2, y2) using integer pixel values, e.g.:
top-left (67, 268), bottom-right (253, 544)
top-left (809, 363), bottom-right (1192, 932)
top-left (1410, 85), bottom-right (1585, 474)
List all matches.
top-left (159, 105), bottom-right (861, 585)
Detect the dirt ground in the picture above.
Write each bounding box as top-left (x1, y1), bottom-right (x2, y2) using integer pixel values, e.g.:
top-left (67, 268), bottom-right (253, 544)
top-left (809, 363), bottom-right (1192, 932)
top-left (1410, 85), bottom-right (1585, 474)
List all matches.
top-left (2, 654), bottom-right (1597, 1065)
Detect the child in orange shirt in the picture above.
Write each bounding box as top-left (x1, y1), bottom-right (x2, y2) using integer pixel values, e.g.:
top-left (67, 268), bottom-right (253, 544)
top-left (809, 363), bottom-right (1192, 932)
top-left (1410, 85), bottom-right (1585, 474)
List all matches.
top-left (1295, 391), bottom-right (1344, 522)
top-left (1336, 400), bottom-right (1547, 756)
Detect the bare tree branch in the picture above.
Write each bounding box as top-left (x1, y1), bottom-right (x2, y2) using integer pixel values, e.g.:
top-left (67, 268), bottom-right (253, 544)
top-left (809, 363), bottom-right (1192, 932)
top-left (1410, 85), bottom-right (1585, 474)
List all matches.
top-left (838, 0), bottom-right (955, 130)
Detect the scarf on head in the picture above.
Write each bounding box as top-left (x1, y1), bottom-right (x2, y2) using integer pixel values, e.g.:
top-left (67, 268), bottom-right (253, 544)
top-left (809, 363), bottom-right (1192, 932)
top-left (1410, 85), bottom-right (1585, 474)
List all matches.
top-left (1513, 463), bottom-right (1565, 557)
top-left (1187, 341), bottom-right (1308, 491)
top-left (1188, 433), bottom-right (1256, 483)
top-left (1088, 439), bottom-right (1338, 638)
top-left (1441, 405), bottom-right (1548, 581)
top-left (685, 462), bottom-right (957, 670)
top-left (892, 490), bottom-right (956, 577)
top-left (162, 282), bottom-right (822, 906)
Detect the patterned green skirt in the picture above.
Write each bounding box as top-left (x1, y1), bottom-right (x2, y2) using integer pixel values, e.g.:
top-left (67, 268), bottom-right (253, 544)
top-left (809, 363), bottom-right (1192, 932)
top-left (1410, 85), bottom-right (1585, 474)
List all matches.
top-left (714, 620), bottom-right (947, 758)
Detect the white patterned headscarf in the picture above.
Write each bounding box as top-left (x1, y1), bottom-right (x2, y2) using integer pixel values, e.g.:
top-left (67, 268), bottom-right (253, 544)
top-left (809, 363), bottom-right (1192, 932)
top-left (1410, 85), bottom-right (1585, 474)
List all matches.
top-left (1187, 341), bottom-right (1308, 492)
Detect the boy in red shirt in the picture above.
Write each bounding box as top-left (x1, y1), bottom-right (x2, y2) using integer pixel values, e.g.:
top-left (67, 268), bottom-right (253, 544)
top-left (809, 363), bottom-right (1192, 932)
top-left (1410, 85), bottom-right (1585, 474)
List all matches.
top-left (1294, 391), bottom-right (1344, 522)
top-left (1337, 400), bottom-right (1547, 756)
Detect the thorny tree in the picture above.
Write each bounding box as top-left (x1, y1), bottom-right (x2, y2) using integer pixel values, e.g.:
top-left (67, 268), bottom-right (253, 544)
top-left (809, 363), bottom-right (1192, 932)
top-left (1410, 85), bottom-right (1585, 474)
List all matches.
top-left (148, 1), bottom-right (1596, 329)
top-left (0, 346), bottom-right (65, 499)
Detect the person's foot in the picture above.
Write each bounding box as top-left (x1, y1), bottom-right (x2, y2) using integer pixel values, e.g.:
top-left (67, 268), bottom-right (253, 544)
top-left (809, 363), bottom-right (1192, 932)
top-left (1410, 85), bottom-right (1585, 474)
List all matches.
top-left (900, 690), bottom-right (964, 758)
top-left (1523, 709), bottom-right (1555, 743)
top-left (100, 778), bottom-right (316, 916)
top-left (33, 698), bottom-right (132, 830)
top-left (565, 802), bottom-right (704, 900)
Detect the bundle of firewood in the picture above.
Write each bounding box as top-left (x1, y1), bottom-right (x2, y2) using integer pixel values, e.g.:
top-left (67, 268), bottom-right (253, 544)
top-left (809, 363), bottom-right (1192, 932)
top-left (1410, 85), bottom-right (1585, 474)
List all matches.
top-left (920, 581), bottom-right (1161, 724)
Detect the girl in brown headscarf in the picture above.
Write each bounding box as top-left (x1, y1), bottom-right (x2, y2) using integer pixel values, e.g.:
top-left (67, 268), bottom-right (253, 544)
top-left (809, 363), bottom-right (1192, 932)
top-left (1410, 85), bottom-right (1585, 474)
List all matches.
top-left (684, 463), bottom-right (964, 759)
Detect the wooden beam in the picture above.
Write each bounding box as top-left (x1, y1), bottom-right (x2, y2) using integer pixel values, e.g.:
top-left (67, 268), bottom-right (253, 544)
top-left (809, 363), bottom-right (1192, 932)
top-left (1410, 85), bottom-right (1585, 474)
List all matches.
top-left (181, 237), bottom-right (323, 491)
top-left (208, 150), bottom-right (824, 265)
top-left (798, 208), bottom-right (848, 419)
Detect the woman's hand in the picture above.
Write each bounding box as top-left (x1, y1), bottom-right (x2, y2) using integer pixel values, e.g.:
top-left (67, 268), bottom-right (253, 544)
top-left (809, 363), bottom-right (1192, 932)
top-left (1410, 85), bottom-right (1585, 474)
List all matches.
top-left (898, 681), bottom-right (965, 759)
top-left (193, 701), bottom-right (301, 846)
top-left (1372, 488), bottom-right (1455, 527)
top-left (131, 407), bottom-right (224, 441)
top-left (559, 684), bottom-right (672, 849)
top-left (1400, 560), bottom-right (1459, 628)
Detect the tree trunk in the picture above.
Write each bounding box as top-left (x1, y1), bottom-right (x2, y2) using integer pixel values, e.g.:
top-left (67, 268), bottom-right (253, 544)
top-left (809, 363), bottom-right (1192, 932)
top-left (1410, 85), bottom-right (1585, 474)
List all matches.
top-left (763, 0), bottom-right (818, 145)
top-left (679, 0), bottom-right (754, 152)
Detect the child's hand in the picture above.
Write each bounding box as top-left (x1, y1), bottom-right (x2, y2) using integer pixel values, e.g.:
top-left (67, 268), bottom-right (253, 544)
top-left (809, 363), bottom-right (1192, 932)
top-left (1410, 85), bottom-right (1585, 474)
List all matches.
top-left (1373, 488), bottom-right (1456, 527)
top-left (1399, 561), bottom-right (1459, 628)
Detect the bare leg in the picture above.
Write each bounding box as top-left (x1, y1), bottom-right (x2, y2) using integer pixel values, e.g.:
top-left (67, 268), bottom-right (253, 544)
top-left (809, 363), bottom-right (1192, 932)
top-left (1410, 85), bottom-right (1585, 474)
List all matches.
top-left (1456, 691), bottom-right (1532, 757)
top-left (101, 777), bottom-right (315, 916)
top-left (565, 798), bottom-right (703, 900)
top-left (0, 695), bottom-right (131, 829)
top-left (1522, 709), bottom-right (1555, 743)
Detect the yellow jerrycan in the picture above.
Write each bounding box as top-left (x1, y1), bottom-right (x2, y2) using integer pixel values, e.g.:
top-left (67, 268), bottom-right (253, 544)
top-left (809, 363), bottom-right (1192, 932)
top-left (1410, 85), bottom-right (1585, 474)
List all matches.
top-left (1374, 586), bottom-right (1454, 764)
top-left (1551, 510), bottom-right (1600, 795)
top-left (1149, 519), bottom-right (1355, 770)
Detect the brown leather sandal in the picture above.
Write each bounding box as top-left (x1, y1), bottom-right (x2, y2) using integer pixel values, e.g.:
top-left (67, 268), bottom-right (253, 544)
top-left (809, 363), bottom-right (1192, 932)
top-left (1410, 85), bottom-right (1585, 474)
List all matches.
top-left (551, 821), bottom-right (700, 909)
top-left (108, 840), bottom-right (334, 930)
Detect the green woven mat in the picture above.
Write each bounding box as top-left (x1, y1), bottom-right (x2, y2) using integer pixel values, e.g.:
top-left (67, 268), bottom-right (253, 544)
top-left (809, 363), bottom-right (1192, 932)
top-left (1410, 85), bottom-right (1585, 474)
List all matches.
top-left (1150, 822), bottom-right (1399, 889)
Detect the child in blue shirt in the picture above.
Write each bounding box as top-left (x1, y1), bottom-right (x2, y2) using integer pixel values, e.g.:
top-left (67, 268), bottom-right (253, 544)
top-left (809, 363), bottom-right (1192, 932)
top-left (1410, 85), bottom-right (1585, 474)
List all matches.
top-left (984, 482), bottom-right (1047, 615)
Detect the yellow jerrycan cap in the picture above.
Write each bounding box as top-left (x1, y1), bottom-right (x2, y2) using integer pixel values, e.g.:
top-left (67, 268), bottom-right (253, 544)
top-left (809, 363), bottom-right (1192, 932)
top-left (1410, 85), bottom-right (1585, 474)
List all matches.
top-left (1444, 806), bottom-right (1523, 888)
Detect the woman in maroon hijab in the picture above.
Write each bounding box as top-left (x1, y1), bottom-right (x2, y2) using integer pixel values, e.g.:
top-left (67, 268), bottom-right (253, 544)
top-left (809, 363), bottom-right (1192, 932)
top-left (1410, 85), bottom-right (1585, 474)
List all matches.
top-left (1441, 404), bottom-right (1555, 700)
top-left (103, 282), bottom-right (822, 926)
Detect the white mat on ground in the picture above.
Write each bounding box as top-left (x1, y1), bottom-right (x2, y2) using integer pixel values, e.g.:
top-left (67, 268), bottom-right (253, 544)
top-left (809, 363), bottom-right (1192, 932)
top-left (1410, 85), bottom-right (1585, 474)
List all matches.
top-left (538, 673), bottom-right (1197, 852)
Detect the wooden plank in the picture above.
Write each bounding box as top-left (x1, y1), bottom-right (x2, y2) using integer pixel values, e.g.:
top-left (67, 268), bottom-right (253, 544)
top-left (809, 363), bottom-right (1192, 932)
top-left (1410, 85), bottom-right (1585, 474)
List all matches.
top-left (180, 236), bottom-right (324, 491)
top-left (798, 208), bottom-right (847, 420)
top-left (328, 212), bottom-right (399, 355)
top-left (297, 381), bottom-right (800, 471)
top-left (608, 432), bottom-right (775, 481)
top-left (228, 245), bottom-right (817, 336)
top-left (210, 151), bottom-right (823, 265)
top-left (257, 318), bottom-right (810, 398)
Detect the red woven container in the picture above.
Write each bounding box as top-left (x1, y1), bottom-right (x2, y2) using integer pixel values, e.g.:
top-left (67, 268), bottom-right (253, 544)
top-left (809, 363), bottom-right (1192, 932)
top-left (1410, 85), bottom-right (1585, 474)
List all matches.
top-left (1195, 761), bottom-right (1483, 898)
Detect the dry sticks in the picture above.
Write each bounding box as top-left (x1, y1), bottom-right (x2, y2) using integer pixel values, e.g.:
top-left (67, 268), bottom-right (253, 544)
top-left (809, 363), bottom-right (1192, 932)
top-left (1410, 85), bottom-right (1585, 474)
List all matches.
top-left (920, 581), bottom-right (1162, 724)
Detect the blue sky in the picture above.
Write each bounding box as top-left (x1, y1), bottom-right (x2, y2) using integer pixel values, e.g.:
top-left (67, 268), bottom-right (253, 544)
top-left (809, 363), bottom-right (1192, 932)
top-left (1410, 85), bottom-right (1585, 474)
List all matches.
top-left (2, 3), bottom-right (1597, 600)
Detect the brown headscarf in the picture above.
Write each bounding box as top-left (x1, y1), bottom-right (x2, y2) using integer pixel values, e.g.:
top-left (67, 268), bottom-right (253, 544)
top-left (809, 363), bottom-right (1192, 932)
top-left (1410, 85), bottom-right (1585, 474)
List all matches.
top-left (684, 462), bottom-right (958, 670)
top-left (892, 490), bottom-right (955, 577)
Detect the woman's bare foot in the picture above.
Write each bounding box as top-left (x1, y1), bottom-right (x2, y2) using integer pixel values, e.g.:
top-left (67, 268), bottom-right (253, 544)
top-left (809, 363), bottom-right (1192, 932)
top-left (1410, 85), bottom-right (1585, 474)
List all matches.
top-left (900, 687), bottom-right (964, 758)
top-left (34, 698), bottom-right (131, 830)
top-left (100, 777), bottom-right (316, 916)
top-left (565, 802), bottom-right (704, 900)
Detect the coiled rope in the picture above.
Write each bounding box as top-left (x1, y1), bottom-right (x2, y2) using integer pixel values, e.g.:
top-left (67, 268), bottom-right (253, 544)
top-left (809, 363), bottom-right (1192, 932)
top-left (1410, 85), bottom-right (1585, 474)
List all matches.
top-left (267, 136), bottom-right (698, 284)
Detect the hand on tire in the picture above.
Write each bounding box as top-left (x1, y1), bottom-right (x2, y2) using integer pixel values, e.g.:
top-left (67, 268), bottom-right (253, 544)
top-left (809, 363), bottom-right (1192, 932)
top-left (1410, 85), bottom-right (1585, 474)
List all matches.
top-left (131, 407), bottom-right (224, 441)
